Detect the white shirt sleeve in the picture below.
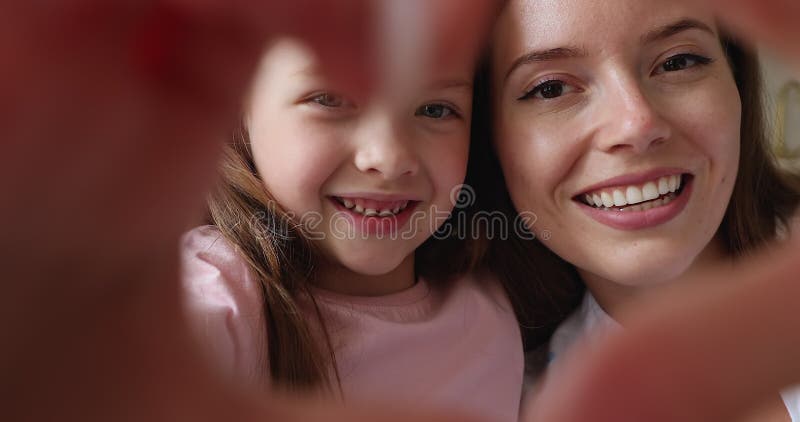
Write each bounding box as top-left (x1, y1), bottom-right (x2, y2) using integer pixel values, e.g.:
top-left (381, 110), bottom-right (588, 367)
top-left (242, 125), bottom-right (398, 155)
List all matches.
top-left (781, 384), bottom-right (800, 421)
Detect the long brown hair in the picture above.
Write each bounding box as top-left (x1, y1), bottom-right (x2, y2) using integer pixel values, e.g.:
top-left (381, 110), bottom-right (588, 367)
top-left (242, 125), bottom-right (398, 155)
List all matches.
top-left (207, 123), bottom-right (487, 392)
top-left (471, 35), bottom-right (800, 353)
top-left (718, 36), bottom-right (800, 253)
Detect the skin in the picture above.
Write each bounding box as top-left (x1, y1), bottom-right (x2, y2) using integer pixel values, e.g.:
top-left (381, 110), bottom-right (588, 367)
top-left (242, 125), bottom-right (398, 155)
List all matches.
top-left (247, 39), bottom-right (473, 296)
top-left (2, 0), bottom-right (800, 421)
top-left (492, 0), bottom-right (792, 420)
top-left (493, 0), bottom-right (742, 315)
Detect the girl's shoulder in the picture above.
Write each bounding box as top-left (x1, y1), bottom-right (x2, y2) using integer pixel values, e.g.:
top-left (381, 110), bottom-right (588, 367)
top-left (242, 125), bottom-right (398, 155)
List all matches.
top-left (180, 226), bottom-right (267, 383)
top-left (410, 270), bottom-right (519, 331)
top-left (181, 225), bottom-right (260, 294)
top-left (450, 269), bottom-right (515, 310)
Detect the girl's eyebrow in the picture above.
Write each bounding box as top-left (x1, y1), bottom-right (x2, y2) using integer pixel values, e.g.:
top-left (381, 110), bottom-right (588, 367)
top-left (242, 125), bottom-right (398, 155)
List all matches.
top-left (641, 18), bottom-right (716, 44)
top-left (290, 65), bottom-right (321, 79)
top-left (429, 79), bottom-right (473, 91)
top-left (504, 47), bottom-right (588, 82)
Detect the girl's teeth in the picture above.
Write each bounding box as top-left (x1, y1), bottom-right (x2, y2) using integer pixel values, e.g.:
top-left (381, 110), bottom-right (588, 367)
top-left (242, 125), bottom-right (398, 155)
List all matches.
top-left (339, 198), bottom-right (411, 217)
top-left (668, 175), bottom-right (678, 191)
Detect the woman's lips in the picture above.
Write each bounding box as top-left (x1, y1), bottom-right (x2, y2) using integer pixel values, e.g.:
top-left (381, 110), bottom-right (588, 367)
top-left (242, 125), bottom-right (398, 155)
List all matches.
top-left (575, 175), bottom-right (693, 230)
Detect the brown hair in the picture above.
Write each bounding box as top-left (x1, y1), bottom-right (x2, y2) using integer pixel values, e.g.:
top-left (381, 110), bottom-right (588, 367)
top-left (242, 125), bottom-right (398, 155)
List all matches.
top-left (206, 124), bottom-right (487, 392)
top-left (718, 35), bottom-right (800, 253)
top-left (471, 35), bottom-right (800, 354)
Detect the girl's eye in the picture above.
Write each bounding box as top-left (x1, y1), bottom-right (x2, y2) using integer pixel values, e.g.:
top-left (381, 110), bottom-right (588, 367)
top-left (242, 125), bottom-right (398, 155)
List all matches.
top-left (656, 53), bottom-right (712, 74)
top-left (415, 103), bottom-right (458, 119)
top-left (308, 92), bottom-right (351, 108)
top-left (518, 80), bottom-right (575, 101)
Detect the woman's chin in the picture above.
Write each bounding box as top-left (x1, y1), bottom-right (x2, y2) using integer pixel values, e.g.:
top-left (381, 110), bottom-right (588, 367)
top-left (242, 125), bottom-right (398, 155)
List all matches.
top-left (579, 255), bottom-right (696, 289)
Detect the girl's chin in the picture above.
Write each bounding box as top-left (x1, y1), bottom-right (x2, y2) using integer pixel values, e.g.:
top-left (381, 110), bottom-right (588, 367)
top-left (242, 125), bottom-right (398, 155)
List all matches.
top-left (326, 250), bottom-right (411, 276)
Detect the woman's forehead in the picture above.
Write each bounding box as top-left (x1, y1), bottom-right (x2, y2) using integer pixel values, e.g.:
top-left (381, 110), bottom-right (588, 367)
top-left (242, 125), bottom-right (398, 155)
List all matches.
top-left (493, 0), bottom-right (717, 69)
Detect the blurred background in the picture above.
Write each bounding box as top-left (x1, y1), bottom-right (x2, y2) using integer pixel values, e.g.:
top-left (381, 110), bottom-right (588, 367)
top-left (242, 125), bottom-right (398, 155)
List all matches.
top-left (761, 50), bottom-right (800, 171)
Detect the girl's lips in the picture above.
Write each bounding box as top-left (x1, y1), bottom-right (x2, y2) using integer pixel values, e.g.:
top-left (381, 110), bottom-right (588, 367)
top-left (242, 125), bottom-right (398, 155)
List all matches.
top-left (576, 177), bottom-right (693, 231)
top-left (328, 197), bottom-right (420, 236)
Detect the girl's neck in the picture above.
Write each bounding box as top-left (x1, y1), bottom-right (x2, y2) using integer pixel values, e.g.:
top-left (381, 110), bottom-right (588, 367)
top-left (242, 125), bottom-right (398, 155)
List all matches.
top-left (314, 255), bottom-right (417, 297)
top-left (581, 235), bottom-right (732, 319)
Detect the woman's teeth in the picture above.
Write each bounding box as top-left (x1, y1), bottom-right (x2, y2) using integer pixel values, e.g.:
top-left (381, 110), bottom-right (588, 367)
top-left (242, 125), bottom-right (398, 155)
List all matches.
top-left (338, 198), bottom-right (409, 217)
top-left (582, 174), bottom-right (684, 210)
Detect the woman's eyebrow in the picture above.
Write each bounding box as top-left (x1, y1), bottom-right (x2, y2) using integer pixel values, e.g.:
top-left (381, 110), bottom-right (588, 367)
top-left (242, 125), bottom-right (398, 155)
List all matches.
top-left (504, 47), bottom-right (588, 82)
top-left (641, 18), bottom-right (716, 44)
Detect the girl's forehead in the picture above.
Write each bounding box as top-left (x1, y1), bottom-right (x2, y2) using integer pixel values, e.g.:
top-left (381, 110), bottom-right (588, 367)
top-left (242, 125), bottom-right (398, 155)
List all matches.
top-left (259, 38), bottom-right (475, 92)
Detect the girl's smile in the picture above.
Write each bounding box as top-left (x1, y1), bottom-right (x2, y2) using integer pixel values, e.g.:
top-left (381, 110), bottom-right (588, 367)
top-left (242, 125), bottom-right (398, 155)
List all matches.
top-left (328, 194), bottom-right (421, 236)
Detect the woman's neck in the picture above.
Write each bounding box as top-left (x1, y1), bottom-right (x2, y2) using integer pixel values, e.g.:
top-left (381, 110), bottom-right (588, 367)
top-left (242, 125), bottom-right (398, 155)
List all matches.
top-left (314, 255), bottom-right (417, 297)
top-left (581, 235), bottom-right (733, 319)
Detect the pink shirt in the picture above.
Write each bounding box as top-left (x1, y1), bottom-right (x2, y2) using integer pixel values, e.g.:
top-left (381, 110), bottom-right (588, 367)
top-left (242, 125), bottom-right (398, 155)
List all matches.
top-left (181, 226), bottom-right (524, 422)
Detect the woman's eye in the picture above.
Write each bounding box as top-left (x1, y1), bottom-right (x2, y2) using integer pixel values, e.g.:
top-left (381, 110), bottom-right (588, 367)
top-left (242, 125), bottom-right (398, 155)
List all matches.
top-left (309, 93), bottom-right (350, 108)
top-left (415, 104), bottom-right (457, 119)
top-left (518, 80), bottom-right (573, 101)
top-left (657, 54), bottom-right (712, 74)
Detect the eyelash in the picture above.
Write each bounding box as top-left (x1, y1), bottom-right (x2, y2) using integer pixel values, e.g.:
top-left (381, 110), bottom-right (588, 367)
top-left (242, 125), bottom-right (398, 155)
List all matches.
top-left (305, 93), bottom-right (460, 121)
top-left (305, 92), bottom-right (353, 109)
top-left (517, 78), bottom-right (577, 101)
top-left (517, 53), bottom-right (713, 102)
top-left (653, 53), bottom-right (713, 75)
top-left (415, 103), bottom-right (461, 120)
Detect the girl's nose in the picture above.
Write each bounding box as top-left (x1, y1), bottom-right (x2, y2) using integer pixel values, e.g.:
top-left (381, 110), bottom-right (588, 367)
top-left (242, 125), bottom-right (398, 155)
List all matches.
top-left (353, 117), bottom-right (420, 180)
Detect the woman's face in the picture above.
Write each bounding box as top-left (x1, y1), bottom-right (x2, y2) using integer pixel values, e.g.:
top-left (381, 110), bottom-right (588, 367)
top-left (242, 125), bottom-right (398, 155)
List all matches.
top-left (492, 0), bottom-right (741, 289)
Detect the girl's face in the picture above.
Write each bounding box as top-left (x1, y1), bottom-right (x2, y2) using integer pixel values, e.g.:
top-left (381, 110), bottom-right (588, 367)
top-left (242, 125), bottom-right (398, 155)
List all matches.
top-left (492, 0), bottom-right (741, 291)
top-left (248, 40), bottom-right (473, 283)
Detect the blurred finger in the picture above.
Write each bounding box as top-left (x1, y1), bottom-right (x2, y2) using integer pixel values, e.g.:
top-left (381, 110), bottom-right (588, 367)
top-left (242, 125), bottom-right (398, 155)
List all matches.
top-left (704, 0), bottom-right (800, 65)
top-left (525, 237), bottom-right (800, 422)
